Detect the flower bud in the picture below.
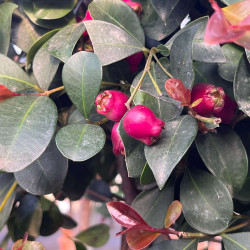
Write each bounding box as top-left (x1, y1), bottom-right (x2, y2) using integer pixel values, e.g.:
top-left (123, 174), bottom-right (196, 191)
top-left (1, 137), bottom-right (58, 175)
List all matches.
top-left (214, 95), bottom-right (237, 124)
top-left (123, 105), bottom-right (165, 145)
top-left (191, 83), bottom-right (225, 116)
top-left (95, 90), bottom-right (129, 121)
top-left (111, 122), bottom-right (125, 155)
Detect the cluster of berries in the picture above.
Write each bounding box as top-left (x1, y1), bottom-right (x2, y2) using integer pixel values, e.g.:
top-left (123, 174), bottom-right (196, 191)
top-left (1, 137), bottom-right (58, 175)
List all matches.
top-left (95, 91), bottom-right (165, 155)
top-left (95, 80), bottom-right (237, 156)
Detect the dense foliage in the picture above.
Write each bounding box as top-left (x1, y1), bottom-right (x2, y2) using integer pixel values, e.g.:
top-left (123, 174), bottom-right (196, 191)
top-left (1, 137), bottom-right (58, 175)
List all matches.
top-left (0, 0), bottom-right (250, 249)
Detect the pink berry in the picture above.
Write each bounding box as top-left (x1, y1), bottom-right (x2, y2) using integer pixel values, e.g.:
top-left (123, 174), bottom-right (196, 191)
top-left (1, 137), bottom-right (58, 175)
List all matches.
top-left (125, 52), bottom-right (144, 73)
top-left (123, 105), bottom-right (165, 145)
top-left (214, 95), bottom-right (237, 124)
top-left (111, 122), bottom-right (125, 155)
top-left (191, 83), bottom-right (226, 117)
top-left (95, 90), bottom-right (129, 121)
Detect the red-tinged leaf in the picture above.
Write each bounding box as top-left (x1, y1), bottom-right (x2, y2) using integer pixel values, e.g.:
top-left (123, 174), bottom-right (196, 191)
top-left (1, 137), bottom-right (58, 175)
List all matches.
top-left (164, 201), bottom-right (182, 229)
top-left (126, 230), bottom-right (161, 250)
top-left (204, 0), bottom-right (250, 49)
top-left (116, 224), bottom-right (155, 236)
top-left (165, 79), bottom-right (191, 105)
top-left (106, 202), bottom-right (148, 229)
top-left (0, 85), bottom-right (19, 102)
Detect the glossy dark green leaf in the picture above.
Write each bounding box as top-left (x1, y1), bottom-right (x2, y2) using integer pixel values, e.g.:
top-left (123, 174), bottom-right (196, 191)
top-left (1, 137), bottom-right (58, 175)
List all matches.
top-left (0, 54), bottom-right (38, 93)
top-left (157, 44), bottom-right (170, 57)
top-left (74, 240), bottom-right (87, 250)
top-left (55, 124), bottom-right (106, 162)
top-left (140, 163), bottom-right (155, 185)
top-left (218, 44), bottom-right (244, 82)
top-left (193, 62), bottom-right (234, 99)
top-left (11, 10), bottom-right (48, 53)
top-left (222, 232), bottom-right (250, 249)
top-left (25, 11), bottom-right (76, 29)
top-left (14, 138), bottom-right (68, 195)
top-left (61, 214), bottom-right (77, 229)
top-left (26, 29), bottom-right (59, 67)
top-left (62, 161), bottom-right (96, 201)
top-left (0, 96), bottom-right (57, 172)
top-left (192, 17), bottom-right (226, 63)
top-left (196, 127), bottom-right (248, 196)
top-left (234, 55), bottom-right (250, 117)
top-left (62, 51), bottom-right (102, 118)
top-left (33, 46), bottom-right (60, 90)
top-left (235, 119), bottom-right (250, 201)
top-left (170, 23), bottom-right (201, 89)
top-left (118, 118), bottom-right (146, 177)
top-left (39, 197), bottom-right (63, 236)
top-left (89, 0), bottom-right (144, 46)
top-left (46, 22), bottom-right (86, 63)
top-left (180, 168), bottom-right (233, 234)
top-left (0, 3), bottom-right (18, 55)
top-left (132, 181), bottom-right (174, 228)
top-left (151, 0), bottom-right (192, 35)
top-left (23, 0), bottom-right (77, 20)
top-left (76, 224), bottom-right (109, 247)
top-left (246, 49), bottom-right (250, 63)
top-left (85, 20), bottom-right (145, 66)
top-left (10, 194), bottom-right (42, 239)
top-left (149, 239), bottom-right (198, 250)
top-left (145, 115), bottom-right (197, 189)
top-left (0, 174), bottom-right (17, 231)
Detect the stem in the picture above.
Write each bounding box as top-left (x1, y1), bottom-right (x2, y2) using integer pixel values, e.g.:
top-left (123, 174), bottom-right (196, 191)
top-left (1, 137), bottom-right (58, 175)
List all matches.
top-left (194, 114), bottom-right (221, 125)
top-left (125, 47), bottom-right (156, 109)
top-left (33, 85), bottom-right (46, 93)
top-left (222, 220), bottom-right (250, 234)
top-left (101, 81), bottom-right (131, 87)
top-left (0, 181), bottom-right (17, 213)
top-left (147, 70), bottom-right (162, 96)
top-left (94, 118), bottom-right (109, 125)
top-left (153, 54), bottom-right (173, 78)
top-left (45, 86), bottom-right (65, 96)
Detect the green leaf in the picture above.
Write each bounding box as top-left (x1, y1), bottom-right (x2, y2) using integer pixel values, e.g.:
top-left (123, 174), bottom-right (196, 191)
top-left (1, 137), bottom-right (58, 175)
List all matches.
top-left (149, 239), bottom-right (198, 250)
top-left (8, 194), bottom-right (42, 240)
top-left (222, 232), bottom-right (250, 249)
top-left (0, 3), bottom-right (18, 55)
top-left (234, 55), bottom-right (250, 117)
top-left (218, 44), bottom-right (244, 82)
top-left (140, 163), bottom-right (155, 185)
top-left (0, 174), bottom-right (17, 231)
top-left (14, 138), bottom-right (68, 195)
top-left (180, 168), bottom-right (233, 234)
top-left (196, 126), bottom-right (248, 197)
top-left (33, 46), bottom-right (60, 90)
top-left (192, 17), bottom-right (226, 63)
top-left (85, 20), bottom-right (145, 66)
top-left (89, 0), bottom-right (144, 46)
top-left (145, 115), bottom-right (198, 189)
top-left (170, 23), bottom-right (201, 89)
top-left (46, 22), bottom-right (86, 63)
top-left (62, 51), bottom-right (102, 119)
top-left (0, 96), bottom-right (57, 172)
top-left (39, 197), bottom-right (63, 236)
top-left (11, 10), bottom-right (49, 53)
top-left (132, 181), bottom-right (174, 228)
top-left (26, 28), bottom-right (59, 67)
top-left (118, 118), bottom-right (146, 177)
top-left (74, 240), bottom-right (87, 250)
top-left (157, 44), bottom-right (170, 57)
top-left (23, 0), bottom-right (77, 20)
top-left (76, 224), bottom-right (109, 248)
top-left (0, 54), bottom-right (38, 93)
top-left (55, 124), bottom-right (106, 162)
